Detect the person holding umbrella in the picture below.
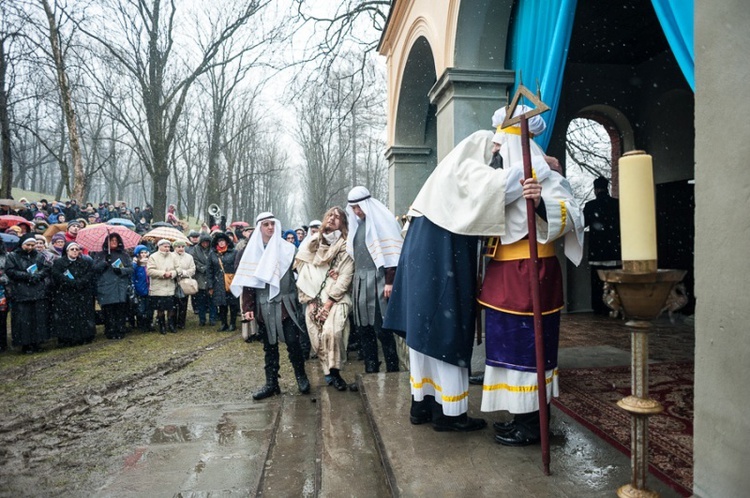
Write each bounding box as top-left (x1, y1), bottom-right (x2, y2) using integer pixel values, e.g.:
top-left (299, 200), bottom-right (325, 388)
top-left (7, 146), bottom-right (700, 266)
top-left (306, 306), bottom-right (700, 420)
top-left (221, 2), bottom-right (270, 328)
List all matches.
top-left (92, 233), bottom-right (133, 340)
top-left (4, 233), bottom-right (51, 353)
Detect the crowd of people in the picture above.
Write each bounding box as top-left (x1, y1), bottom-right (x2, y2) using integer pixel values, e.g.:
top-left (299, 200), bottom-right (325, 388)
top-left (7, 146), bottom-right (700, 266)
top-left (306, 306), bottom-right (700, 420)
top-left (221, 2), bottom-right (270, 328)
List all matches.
top-left (1, 102), bottom-right (592, 450)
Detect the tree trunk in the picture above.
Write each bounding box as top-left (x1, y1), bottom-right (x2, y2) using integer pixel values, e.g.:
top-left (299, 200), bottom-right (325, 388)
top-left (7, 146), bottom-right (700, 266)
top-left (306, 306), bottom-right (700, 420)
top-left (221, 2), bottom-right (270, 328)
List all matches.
top-left (151, 167), bottom-right (168, 223)
top-left (42, 0), bottom-right (86, 201)
top-left (0, 38), bottom-right (12, 198)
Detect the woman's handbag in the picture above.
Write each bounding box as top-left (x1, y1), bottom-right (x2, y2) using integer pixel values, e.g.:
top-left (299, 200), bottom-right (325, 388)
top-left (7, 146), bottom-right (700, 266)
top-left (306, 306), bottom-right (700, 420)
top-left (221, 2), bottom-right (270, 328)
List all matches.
top-left (217, 258), bottom-right (234, 292)
top-left (178, 277), bottom-right (199, 296)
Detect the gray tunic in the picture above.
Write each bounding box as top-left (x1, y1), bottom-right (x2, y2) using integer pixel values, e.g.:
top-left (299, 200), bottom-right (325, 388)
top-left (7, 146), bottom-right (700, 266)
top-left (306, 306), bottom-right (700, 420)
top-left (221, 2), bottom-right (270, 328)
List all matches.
top-left (255, 266), bottom-right (302, 345)
top-left (352, 221), bottom-right (387, 327)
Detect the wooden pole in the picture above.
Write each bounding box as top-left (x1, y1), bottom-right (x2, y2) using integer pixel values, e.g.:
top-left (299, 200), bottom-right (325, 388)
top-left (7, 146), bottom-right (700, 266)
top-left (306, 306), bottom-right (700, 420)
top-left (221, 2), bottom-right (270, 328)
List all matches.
top-left (520, 115), bottom-right (550, 475)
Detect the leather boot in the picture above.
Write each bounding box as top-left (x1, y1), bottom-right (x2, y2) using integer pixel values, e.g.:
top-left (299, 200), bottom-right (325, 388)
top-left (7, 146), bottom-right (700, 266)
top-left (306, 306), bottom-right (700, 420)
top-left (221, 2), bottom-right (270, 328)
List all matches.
top-left (433, 413), bottom-right (487, 432)
top-left (379, 328), bottom-right (401, 372)
top-left (329, 368), bottom-right (347, 391)
top-left (289, 343), bottom-right (310, 394)
top-left (410, 395), bottom-right (435, 425)
top-left (494, 409), bottom-right (544, 446)
top-left (168, 313), bottom-right (177, 333)
top-left (157, 315), bottom-right (166, 335)
top-left (253, 343), bottom-right (281, 400)
top-left (218, 306), bottom-right (229, 331)
top-left (229, 313), bottom-right (237, 332)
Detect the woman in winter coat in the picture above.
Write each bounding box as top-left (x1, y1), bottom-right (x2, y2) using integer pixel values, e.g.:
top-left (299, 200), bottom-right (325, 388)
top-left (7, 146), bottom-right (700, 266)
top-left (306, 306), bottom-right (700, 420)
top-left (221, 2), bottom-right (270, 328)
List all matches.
top-left (172, 240), bottom-right (196, 329)
top-left (51, 242), bottom-right (96, 346)
top-left (93, 233), bottom-right (133, 340)
top-left (0, 241), bottom-right (10, 352)
top-left (4, 233), bottom-right (51, 353)
top-left (188, 233), bottom-right (216, 326)
top-left (207, 232), bottom-right (239, 331)
top-left (147, 239), bottom-right (178, 334)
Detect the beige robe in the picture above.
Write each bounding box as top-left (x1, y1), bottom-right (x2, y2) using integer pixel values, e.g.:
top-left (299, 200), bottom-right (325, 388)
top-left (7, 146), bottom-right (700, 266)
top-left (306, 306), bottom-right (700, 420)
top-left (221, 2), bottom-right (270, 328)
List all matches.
top-left (295, 234), bottom-right (354, 374)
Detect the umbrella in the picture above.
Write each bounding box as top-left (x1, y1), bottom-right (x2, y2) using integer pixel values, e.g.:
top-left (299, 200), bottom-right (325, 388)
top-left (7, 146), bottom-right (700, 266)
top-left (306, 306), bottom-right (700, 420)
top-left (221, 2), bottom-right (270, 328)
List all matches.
top-left (150, 221), bottom-right (173, 228)
top-left (142, 226), bottom-right (190, 244)
top-left (0, 232), bottom-right (19, 251)
top-left (42, 222), bottom-right (69, 241)
top-left (107, 217), bottom-right (136, 229)
top-left (0, 215), bottom-right (33, 230)
top-left (0, 199), bottom-right (26, 210)
top-left (76, 224), bottom-right (142, 253)
top-left (230, 221), bottom-right (249, 228)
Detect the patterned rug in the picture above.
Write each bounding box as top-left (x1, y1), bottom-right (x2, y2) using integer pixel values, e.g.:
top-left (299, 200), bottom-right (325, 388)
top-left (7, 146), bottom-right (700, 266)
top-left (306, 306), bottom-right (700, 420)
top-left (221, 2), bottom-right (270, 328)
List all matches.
top-left (552, 362), bottom-right (693, 496)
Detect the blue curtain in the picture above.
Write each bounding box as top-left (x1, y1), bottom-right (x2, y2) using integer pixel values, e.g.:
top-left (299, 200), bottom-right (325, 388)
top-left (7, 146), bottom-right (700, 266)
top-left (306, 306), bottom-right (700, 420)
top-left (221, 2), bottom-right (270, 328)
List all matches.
top-left (650, 0), bottom-right (694, 91)
top-left (506, 0), bottom-right (578, 151)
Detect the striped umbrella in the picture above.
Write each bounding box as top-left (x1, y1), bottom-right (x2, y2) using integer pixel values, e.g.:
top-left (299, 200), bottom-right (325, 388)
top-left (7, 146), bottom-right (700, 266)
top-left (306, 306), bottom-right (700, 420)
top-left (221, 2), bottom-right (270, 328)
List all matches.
top-left (141, 226), bottom-right (190, 244)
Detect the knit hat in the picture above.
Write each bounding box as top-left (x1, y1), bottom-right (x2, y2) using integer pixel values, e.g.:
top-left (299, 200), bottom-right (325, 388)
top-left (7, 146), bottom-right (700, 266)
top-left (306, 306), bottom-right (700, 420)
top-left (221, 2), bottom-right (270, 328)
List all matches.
top-left (172, 240), bottom-right (187, 248)
top-left (51, 233), bottom-right (67, 245)
top-left (157, 239), bottom-right (172, 247)
top-left (133, 244), bottom-right (149, 256)
top-left (19, 232), bottom-right (36, 246)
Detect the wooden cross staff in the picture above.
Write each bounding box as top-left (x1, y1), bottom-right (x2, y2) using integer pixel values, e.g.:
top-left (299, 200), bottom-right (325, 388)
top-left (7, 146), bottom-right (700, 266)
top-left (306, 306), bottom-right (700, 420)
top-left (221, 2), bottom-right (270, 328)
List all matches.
top-left (501, 84), bottom-right (552, 476)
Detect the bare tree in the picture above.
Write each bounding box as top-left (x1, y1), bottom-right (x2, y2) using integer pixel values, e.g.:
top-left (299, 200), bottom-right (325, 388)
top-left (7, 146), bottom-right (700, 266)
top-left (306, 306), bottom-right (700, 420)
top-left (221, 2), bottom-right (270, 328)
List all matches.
top-left (0, 0), bottom-right (27, 198)
top-left (39, 0), bottom-right (85, 200)
top-left (565, 117), bottom-right (612, 202)
top-left (80, 0), bottom-right (281, 221)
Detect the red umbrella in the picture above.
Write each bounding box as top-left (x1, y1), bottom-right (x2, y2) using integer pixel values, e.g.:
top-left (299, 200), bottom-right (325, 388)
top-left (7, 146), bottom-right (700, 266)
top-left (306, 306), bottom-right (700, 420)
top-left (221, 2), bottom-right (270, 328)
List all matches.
top-left (75, 224), bottom-right (142, 253)
top-left (0, 215), bottom-right (33, 230)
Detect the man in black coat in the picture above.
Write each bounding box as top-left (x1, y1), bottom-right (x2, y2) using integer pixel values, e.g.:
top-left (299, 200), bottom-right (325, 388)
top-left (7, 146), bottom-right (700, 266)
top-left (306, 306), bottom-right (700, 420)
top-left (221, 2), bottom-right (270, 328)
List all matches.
top-left (583, 176), bottom-right (621, 315)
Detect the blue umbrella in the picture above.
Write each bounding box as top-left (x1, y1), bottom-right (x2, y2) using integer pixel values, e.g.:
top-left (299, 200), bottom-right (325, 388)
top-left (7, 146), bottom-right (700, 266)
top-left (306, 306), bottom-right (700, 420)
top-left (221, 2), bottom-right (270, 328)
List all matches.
top-left (0, 232), bottom-right (19, 251)
top-left (107, 218), bottom-right (136, 229)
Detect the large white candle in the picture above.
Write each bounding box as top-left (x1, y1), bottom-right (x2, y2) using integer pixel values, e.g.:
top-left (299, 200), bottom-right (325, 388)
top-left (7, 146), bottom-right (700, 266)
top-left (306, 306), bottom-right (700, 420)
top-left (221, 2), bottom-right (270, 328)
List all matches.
top-left (618, 151), bottom-right (657, 271)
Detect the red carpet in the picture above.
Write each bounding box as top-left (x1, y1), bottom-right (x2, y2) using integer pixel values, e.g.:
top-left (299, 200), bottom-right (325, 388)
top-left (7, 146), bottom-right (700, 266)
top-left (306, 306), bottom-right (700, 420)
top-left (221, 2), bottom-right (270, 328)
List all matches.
top-left (552, 362), bottom-right (693, 496)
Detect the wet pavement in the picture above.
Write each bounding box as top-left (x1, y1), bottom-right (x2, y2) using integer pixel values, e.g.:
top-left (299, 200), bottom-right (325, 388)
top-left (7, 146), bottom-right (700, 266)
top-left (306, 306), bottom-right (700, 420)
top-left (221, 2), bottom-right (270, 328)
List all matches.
top-left (0, 313), bottom-right (693, 497)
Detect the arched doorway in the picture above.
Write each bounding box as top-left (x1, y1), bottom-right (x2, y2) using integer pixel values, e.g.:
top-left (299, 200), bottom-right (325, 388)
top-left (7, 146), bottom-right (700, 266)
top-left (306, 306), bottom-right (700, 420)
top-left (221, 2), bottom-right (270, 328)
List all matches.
top-left (387, 36), bottom-right (438, 217)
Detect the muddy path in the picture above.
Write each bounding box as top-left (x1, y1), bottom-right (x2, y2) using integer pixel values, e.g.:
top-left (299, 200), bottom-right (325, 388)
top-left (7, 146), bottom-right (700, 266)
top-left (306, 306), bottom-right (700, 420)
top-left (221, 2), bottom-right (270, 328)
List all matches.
top-left (0, 324), bottom-right (285, 497)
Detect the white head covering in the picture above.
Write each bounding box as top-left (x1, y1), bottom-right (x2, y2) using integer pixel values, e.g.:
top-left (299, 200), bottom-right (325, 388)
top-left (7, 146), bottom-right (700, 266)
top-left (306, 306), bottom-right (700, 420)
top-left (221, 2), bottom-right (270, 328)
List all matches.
top-left (230, 211), bottom-right (296, 300)
top-left (410, 130), bottom-right (511, 236)
top-left (345, 186), bottom-right (403, 268)
top-left (491, 104), bottom-right (546, 144)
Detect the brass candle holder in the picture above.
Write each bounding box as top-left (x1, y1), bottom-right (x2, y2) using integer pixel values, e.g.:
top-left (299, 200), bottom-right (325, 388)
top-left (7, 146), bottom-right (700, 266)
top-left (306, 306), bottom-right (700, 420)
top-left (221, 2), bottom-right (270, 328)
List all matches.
top-left (599, 263), bottom-right (686, 498)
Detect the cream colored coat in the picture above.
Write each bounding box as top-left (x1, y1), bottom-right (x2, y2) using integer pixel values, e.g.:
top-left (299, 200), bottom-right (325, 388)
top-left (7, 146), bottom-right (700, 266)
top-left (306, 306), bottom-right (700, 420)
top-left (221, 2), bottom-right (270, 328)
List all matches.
top-left (174, 251), bottom-right (196, 279)
top-left (147, 250), bottom-right (179, 297)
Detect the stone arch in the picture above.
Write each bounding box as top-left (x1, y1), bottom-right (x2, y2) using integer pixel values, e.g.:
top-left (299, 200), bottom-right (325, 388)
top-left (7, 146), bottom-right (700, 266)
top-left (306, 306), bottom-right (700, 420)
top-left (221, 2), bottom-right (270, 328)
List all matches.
top-left (576, 104), bottom-right (636, 197)
top-left (453, 0), bottom-right (514, 70)
top-left (387, 35), bottom-right (438, 216)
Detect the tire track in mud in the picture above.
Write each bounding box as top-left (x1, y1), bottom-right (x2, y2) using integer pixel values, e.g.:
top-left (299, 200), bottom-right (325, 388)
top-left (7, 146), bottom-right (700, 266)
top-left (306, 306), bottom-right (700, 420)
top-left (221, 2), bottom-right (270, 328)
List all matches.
top-left (0, 334), bottom-right (242, 496)
top-left (0, 334), bottom-right (237, 435)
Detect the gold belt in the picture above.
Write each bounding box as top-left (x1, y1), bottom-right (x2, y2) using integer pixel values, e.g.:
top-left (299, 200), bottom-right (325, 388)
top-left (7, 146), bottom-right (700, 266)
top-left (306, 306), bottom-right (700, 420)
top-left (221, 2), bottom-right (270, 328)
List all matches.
top-left (487, 238), bottom-right (556, 261)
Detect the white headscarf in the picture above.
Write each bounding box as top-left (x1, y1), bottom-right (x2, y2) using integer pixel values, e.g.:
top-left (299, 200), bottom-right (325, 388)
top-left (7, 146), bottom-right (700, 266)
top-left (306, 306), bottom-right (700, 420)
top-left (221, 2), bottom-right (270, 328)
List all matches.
top-left (409, 130), bottom-right (513, 236)
top-left (345, 186), bottom-right (403, 269)
top-left (491, 104), bottom-right (550, 180)
top-left (230, 212), bottom-right (296, 299)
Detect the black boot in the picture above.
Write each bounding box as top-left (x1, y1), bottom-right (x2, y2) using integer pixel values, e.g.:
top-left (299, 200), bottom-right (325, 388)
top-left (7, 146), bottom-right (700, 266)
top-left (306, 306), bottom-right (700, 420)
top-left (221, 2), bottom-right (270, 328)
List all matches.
top-left (380, 328), bottom-right (401, 372)
top-left (229, 314), bottom-right (237, 332)
top-left (253, 343), bottom-right (281, 400)
top-left (157, 315), bottom-right (166, 335)
top-left (494, 410), bottom-right (543, 446)
top-left (432, 413), bottom-right (487, 432)
top-left (218, 306), bottom-right (229, 331)
top-left (410, 395), bottom-right (438, 425)
top-left (365, 360), bottom-right (381, 374)
top-left (329, 368), bottom-right (347, 391)
top-left (288, 343), bottom-right (310, 394)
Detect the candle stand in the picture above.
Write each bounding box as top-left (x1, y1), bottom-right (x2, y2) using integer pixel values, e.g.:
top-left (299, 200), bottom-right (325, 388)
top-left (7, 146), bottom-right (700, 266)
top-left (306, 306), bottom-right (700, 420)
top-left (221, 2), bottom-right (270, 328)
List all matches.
top-left (599, 266), bottom-right (686, 498)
